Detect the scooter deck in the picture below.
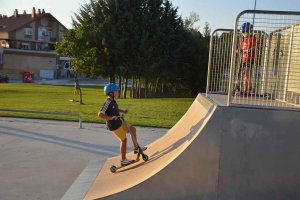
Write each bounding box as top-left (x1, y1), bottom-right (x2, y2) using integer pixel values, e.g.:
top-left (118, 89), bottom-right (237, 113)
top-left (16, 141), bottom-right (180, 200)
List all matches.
top-left (110, 151), bottom-right (149, 173)
top-left (111, 158), bottom-right (140, 172)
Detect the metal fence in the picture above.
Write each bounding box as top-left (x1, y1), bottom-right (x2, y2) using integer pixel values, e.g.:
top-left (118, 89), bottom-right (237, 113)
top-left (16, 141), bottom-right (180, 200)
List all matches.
top-left (207, 10), bottom-right (300, 110)
top-left (206, 29), bottom-right (233, 95)
top-left (0, 109), bottom-right (83, 128)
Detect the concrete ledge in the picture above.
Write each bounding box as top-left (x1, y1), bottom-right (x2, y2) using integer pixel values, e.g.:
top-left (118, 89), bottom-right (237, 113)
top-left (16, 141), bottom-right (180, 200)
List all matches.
top-left (61, 159), bottom-right (106, 200)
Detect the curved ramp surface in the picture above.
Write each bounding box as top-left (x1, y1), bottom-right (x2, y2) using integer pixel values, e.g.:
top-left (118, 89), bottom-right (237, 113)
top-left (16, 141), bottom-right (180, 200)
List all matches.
top-left (83, 94), bottom-right (300, 200)
top-left (83, 94), bottom-right (217, 200)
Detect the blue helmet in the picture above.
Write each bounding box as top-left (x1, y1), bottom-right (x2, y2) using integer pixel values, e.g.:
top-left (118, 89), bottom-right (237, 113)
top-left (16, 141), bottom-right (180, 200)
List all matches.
top-left (240, 22), bottom-right (253, 33)
top-left (104, 83), bottom-right (120, 96)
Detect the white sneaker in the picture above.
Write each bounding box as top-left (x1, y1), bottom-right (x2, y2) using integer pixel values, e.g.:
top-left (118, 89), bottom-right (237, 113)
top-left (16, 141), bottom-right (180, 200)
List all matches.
top-left (121, 159), bottom-right (134, 166)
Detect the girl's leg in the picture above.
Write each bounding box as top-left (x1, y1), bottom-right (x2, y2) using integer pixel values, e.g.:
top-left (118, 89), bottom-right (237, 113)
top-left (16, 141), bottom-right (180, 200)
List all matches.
top-left (129, 126), bottom-right (138, 149)
top-left (248, 67), bottom-right (253, 92)
top-left (120, 138), bottom-right (127, 160)
top-left (243, 67), bottom-right (250, 92)
top-left (127, 124), bottom-right (147, 153)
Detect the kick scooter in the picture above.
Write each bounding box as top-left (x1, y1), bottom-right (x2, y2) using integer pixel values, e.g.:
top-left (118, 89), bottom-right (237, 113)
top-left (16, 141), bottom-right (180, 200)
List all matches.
top-left (110, 113), bottom-right (148, 173)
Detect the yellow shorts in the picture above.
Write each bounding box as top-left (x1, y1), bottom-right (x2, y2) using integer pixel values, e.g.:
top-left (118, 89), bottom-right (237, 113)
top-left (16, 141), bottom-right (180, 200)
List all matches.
top-left (112, 122), bottom-right (130, 141)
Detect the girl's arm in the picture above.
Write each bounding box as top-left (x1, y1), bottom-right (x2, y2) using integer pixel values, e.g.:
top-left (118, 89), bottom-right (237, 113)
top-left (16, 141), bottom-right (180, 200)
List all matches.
top-left (118, 108), bottom-right (128, 114)
top-left (98, 111), bottom-right (117, 120)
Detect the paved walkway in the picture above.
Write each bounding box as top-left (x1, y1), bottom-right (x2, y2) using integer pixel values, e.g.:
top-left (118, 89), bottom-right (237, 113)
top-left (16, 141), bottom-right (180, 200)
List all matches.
top-left (0, 117), bottom-right (167, 200)
top-left (9, 78), bottom-right (106, 86)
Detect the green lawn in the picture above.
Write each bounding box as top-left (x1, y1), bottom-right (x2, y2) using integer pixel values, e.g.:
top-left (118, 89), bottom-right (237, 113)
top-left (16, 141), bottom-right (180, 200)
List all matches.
top-left (0, 84), bottom-right (195, 128)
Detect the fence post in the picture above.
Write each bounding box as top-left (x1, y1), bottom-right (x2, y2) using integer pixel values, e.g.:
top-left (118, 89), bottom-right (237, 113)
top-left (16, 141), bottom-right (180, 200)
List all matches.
top-left (79, 116), bottom-right (82, 129)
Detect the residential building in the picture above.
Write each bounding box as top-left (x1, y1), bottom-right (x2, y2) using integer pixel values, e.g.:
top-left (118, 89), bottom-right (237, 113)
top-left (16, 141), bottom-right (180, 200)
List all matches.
top-left (0, 7), bottom-right (68, 79)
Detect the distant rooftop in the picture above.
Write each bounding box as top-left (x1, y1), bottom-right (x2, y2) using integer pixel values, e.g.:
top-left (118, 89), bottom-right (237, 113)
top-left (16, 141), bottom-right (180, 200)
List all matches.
top-left (0, 7), bottom-right (66, 32)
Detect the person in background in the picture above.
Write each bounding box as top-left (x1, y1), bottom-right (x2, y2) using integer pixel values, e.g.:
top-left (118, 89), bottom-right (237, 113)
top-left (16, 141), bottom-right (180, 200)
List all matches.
top-left (235, 22), bottom-right (257, 96)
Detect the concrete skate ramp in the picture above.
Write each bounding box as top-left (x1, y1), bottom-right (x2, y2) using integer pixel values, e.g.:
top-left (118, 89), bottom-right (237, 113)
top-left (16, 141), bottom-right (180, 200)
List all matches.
top-left (83, 94), bottom-right (300, 200)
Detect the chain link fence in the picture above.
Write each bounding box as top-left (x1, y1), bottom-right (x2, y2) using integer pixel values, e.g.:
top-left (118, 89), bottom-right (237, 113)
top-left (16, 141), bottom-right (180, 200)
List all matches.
top-left (207, 10), bottom-right (300, 110)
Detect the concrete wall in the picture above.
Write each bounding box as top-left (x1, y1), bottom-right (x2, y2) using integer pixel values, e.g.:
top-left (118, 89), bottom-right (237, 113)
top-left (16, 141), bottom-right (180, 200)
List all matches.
top-left (0, 49), bottom-right (56, 79)
top-left (217, 106), bottom-right (300, 200)
top-left (258, 24), bottom-right (300, 105)
top-left (287, 24), bottom-right (300, 104)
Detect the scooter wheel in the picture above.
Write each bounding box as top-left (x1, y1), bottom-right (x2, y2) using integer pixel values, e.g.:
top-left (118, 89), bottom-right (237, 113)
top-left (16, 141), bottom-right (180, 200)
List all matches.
top-left (142, 154), bottom-right (148, 161)
top-left (110, 165), bottom-right (117, 173)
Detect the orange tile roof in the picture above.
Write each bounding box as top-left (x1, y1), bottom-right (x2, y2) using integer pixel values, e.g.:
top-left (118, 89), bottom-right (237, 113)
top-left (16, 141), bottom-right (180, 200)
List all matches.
top-left (0, 13), bottom-right (67, 33)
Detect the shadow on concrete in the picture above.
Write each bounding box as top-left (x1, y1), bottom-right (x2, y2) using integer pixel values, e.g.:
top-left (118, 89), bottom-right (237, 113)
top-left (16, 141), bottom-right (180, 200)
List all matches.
top-left (0, 125), bottom-right (118, 157)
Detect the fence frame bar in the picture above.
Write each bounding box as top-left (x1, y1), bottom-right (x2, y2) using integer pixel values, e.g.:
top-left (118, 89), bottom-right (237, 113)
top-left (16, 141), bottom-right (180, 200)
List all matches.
top-left (0, 109), bottom-right (83, 129)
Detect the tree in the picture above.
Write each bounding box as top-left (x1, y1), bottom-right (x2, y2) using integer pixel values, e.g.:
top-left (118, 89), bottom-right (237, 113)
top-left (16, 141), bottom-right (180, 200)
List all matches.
top-left (203, 21), bottom-right (211, 38)
top-left (181, 14), bottom-right (210, 95)
top-left (56, 28), bottom-right (97, 104)
top-left (57, 0), bottom-right (210, 98)
top-left (184, 11), bottom-right (200, 31)
top-left (70, 0), bottom-right (186, 98)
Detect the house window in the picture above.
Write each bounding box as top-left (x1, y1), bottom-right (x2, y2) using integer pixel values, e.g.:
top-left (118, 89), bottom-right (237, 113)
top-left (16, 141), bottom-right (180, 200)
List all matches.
top-left (21, 42), bottom-right (30, 50)
top-left (24, 28), bottom-right (33, 38)
top-left (64, 61), bottom-right (71, 69)
top-left (48, 31), bottom-right (53, 38)
top-left (37, 43), bottom-right (48, 51)
top-left (0, 54), bottom-right (3, 66)
top-left (59, 31), bottom-right (64, 41)
top-left (38, 27), bottom-right (47, 41)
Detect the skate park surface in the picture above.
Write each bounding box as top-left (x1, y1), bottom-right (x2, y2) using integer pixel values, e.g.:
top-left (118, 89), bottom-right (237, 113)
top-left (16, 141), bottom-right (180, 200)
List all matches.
top-left (0, 118), bottom-right (167, 200)
top-left (81, 93), bottom-right (300, 200)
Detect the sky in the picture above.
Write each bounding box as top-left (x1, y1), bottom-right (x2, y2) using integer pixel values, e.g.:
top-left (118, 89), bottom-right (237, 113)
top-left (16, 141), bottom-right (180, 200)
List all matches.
top-left (1, 0), bottom-right (300, 32)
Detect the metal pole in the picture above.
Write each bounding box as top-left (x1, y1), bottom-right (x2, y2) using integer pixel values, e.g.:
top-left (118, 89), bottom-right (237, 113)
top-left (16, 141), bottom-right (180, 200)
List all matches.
top-left (284, 25), bottom-right (294, 101)
top-left (79, 116), bottom-right (83, 129)
top-left (227, 19), bottom-right (240, 106)
top-left (206, 31), bottom-right (215, 96)
top-left (253, 0), bottom-right (257, 26)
